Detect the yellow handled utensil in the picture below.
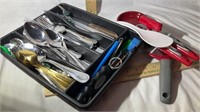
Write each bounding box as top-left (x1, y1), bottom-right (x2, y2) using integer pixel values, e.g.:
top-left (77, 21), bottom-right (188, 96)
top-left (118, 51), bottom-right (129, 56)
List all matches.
top-left (15, 49), bottom-right (74, 91)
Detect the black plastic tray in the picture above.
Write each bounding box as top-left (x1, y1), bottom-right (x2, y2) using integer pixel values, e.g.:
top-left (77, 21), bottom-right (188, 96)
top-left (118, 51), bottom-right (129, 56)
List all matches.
top-left (0, 3), bottom-right (142, 109)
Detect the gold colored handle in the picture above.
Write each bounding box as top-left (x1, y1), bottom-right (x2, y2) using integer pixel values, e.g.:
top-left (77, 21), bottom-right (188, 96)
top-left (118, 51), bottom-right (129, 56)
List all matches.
top-left (34, 63), bottom-right (74, 91)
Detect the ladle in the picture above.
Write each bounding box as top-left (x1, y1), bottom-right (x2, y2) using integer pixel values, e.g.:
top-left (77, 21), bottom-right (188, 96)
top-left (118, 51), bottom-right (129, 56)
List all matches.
top-left (15, 49), bottom-right (74, 91)
top-left (116, 21), bottom-right (173, 48)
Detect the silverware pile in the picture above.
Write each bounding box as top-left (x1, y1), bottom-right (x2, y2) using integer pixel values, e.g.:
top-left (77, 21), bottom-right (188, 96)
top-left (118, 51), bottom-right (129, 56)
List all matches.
top-left (1, 5), bottom-right (113, 91)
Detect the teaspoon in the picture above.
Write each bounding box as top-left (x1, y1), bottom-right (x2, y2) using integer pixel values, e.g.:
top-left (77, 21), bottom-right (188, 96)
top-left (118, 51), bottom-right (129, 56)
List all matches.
top-left (45, 29), bottom-right (87, 70)
top-left (20, 43), bottom-right (90, 83)
top-left (15, 49), bottom-right (74, 91)
top-left (23, 22), bottom-right (66, 60)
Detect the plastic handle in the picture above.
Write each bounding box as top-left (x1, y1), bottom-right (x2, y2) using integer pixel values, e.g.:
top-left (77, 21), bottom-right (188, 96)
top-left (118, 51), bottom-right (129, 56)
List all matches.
top-left (92, 40), bottom-right (120, 77)
top-left (159, 59), bottom-right (172, 104)
top-left (0, 45), bottom-right (12, 56)
top-left (76, 65), bottom-right (112, 104)
top-left (127, 38), bottom-right (141, 51)
top-left (93, 65), bottom-right (112, 89)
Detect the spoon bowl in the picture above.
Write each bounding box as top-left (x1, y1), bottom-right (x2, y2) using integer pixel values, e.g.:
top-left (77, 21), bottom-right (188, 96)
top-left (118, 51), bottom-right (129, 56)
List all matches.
top-left (24, 22), bottom-right (48, 46)
top-left (24, 22), bottom-right (66, 60)
top-left (4, 43), bottom-right (21, 56)
top-left (45, 29), bottom-right (63, 47)
top-left (45, 27), bottom-right (82, 59)
top-left (10, 38), bottom-right (24, 46)
top-left (15, 49), bottom-right (74, 91)
top-left (19, 43), bottom-right (46, 61)
top-left (20, 43), bottom-right (90, 83)
top-left (45, 29), bottom-right (87, 70)
top-left (116, 21), bottom-right (173, 48)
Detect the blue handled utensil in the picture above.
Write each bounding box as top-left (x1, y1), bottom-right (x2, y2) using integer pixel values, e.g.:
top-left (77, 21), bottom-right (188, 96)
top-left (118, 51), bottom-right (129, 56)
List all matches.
top-left (109, 37), bottom-right (141, 69)
top-left (91, 40), bottom-right (120, 77)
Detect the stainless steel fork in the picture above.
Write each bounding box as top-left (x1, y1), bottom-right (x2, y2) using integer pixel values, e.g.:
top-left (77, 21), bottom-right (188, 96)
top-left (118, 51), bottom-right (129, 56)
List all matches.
top-left (35, 15), bottom-right (90, 70)
top-left (35, 15), bottom-right (98, 48)
top-left (35, 15), bottom-right (66, 33)
top-left (35, 15), bottom-right (82, 57)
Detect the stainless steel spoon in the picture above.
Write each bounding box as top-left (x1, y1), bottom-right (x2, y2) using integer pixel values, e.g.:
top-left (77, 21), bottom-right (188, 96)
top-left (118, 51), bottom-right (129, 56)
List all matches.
top-left (4, 43), bottom-right (21, 56)
top-left (10, 37), bottom-right (81, 70)
top-left (15, 49), bottom-right (74, 91)
top-left (44, 10), bottom-right (103, 41)
top-left (4, 42), bottom-right (63, 88)
top-left (44, 28), bottom-right (82, 59)
top-left (3, 42), bottom-right (64, 89)
top-left (23, 22), bottom-right (66, 60)
top-left (20, 43), bottom-right (90, 83)
top-left (45, 29), bottom-right (87, 70)
top-left (36, 15), bottom-right (98, 49)
top-left (10, 38), bottom-right (24, 46)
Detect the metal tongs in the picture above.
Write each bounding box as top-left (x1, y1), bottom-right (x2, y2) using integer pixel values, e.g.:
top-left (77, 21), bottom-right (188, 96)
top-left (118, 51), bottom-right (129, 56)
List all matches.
top-left (145, 45), bottom-right (172, 103)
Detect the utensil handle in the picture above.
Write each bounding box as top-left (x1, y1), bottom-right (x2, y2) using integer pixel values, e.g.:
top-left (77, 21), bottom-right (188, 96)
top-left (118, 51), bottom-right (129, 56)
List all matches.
top-left (68, 49), bottom-right (82, 59)
top-left (63, 48), bottom-right (87, 70)
top-left (0, 45), bottom-right (12, 56)
top-left (63, 19), bottom-right (103, 40)
top-left (51, 47), bottom-right (66, 60)
top-left (76, 65), bottom-right (111, 104)
top-left (43, 59), bottom-right (90, 83)
top-left (35, 64), bottom-right (74, 91)
top-left (50, 57), bottom-right (81, 70)
top-left (66, 29), bottom-right (97, 46)
top-left (91, 40), bottom-right (120, 77)
top-left (46, 10), bottom-right (103, 41)
top-left (159, 59), bottom-right (172, 104)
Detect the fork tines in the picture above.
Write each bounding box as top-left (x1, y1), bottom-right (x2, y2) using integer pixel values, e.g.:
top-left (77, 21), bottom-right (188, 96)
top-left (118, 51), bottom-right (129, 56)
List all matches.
top-left (35, 15), bottom-right (53, 29)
